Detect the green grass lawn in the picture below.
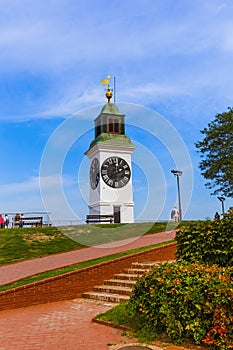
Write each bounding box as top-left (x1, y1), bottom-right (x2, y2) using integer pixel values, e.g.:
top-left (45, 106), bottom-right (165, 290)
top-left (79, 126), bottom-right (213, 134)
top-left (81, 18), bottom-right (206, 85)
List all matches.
top-left (0, 226), bottom-right (85, 266)
top-left (61, 221), bottom-right (179, 245)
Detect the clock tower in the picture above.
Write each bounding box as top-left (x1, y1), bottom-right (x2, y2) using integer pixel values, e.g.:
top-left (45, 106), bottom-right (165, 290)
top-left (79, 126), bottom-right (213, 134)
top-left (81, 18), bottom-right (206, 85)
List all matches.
top-left (85, 84), bottom-right (135, 223)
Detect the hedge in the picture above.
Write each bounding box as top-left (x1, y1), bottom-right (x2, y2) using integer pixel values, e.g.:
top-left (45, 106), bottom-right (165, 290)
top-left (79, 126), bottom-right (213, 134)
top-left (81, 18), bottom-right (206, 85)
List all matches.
top-left (127, 262), bottom-right (233, 349)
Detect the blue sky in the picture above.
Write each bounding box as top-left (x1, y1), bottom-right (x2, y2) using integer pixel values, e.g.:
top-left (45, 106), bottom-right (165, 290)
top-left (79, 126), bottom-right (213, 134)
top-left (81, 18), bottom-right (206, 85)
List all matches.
top-left (1, 0), bottom-right (233, 224)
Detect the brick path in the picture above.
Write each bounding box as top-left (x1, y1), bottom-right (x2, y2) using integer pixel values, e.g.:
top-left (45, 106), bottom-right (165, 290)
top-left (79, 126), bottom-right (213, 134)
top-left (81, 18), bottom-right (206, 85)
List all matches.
top-left (0, 231), bottom-right (176, 350)
top-left (0, 298), bottom-right (139, 350)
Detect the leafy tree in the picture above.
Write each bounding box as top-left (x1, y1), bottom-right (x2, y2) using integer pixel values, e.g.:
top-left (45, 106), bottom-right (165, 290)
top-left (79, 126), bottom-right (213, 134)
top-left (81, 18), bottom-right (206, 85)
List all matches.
top-left (195, 107), bottom-right (233, 197)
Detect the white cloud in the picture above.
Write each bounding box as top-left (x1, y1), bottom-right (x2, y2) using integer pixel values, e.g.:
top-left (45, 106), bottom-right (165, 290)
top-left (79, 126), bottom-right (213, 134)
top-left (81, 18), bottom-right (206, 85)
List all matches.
top-left (120, 82), bottom-right (190, 103)
top-left (37, 88), bottom-right (103, 118)
top-left (0, 174), bottom-right (79, 216)
top-left (0, 0), bottom-right (231, 74)
top-left (0, 176), bottom-right (40, 195)
top-left (0, 0), bottom-right (232, 123)
top-left (0, 176), bottom-right (42, 213)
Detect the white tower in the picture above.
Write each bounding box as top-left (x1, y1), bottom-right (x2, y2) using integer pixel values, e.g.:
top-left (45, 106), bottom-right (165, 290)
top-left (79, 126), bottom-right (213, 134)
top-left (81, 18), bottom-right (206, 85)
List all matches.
top-left (85, 85), bottom-right (135, 223)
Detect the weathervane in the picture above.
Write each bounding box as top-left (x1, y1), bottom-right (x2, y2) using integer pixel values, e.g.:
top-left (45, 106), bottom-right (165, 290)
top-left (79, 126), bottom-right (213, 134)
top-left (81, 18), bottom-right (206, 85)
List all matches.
top-left (100, 75), bottom-right (116, 103)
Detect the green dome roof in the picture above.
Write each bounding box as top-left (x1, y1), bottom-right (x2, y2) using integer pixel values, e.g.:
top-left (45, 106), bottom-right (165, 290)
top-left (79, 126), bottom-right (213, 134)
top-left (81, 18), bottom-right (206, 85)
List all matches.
top-left (100, 103), bottom-right (122, 115)
top-left (88, 133), bottom-right (135, 150)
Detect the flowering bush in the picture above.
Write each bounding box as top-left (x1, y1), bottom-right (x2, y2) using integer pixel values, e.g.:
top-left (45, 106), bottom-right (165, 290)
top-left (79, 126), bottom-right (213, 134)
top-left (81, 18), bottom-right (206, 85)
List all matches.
top-left (127, 262), bottom-right (233, 349)
top-left (175, 210), bottom-right (233, 267)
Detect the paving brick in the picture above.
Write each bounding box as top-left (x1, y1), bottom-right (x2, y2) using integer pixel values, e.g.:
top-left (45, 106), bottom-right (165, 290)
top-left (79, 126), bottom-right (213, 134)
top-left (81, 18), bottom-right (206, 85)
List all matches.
top-left (0, 298), bottom-right (138, 350)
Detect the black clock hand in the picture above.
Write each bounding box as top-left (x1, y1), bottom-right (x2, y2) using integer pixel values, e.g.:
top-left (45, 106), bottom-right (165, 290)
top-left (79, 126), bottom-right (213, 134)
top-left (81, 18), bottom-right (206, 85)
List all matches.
top-left (115, 160), bottom-right (119, 170)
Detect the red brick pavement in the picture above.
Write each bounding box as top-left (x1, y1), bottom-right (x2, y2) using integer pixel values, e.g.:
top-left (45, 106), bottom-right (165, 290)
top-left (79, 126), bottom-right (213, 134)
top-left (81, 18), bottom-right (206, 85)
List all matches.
top-left (0, 298), bottom-right (139, 350)
top-left (0, 297), bottom-right (205, 350)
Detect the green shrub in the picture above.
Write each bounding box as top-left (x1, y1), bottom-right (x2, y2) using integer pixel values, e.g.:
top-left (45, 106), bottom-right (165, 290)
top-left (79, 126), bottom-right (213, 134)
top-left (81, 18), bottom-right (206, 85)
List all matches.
top-left (127, 262), bottom-right (233, 349)
top-left (175, 210), bottom-right (233, 267)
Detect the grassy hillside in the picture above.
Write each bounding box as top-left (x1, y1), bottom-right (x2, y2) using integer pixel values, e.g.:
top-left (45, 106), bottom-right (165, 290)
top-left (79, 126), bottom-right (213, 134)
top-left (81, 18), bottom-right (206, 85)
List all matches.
top-left (0, 221), bottom-right (181, 266)
top-left (0, 226), bottom-right (84, 266)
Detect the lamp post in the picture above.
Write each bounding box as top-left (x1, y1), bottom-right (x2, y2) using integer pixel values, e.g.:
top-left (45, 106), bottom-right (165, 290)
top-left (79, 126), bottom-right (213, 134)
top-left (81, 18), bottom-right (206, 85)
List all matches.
top-left (217, 196), bottom-right (225, 215)
top-left (171, 170), bottom-right (183, 222)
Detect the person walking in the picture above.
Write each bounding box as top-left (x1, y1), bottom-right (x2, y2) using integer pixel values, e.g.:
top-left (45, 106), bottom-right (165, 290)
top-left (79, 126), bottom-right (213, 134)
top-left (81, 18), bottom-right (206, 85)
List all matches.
top-left (171, 206), bottom-right (179, 223)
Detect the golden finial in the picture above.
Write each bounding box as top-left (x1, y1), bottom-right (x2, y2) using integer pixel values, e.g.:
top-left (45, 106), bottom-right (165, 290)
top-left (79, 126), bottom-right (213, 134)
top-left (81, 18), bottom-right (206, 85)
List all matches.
top-left (105, 85), bottom-right (113, 103)
top-left (100, 75), bottom-right (113, 103)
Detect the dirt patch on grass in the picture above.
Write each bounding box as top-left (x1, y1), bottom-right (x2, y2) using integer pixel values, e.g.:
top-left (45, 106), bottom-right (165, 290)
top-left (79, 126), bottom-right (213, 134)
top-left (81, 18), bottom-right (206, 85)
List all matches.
top-left (62, 226), bottom-right (92, 234)
top-left (22, 233), bottom-right (62, 243)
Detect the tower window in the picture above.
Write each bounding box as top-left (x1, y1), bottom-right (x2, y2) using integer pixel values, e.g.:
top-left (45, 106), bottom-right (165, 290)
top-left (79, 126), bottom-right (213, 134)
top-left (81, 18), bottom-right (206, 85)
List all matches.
top-left (108, 117), bottom-right (120, 133)
top-left (114, 119), bottom-right (119, 132)
top-left (95, 121), bottom-right (101, 138)
top-left (109, 118), bottom-right (114, 132)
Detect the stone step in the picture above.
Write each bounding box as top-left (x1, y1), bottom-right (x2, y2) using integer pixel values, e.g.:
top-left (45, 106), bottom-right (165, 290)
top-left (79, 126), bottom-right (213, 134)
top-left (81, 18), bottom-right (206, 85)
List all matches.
top-left (122, 268), bottom-right (150, 275)
top-left (82, 291), bottom-right (130, 303)
top-left (114, 273), bottom-right (143, 281)
top-left (82, 260), bottom-right (174, 304)
top-left (131, 262), bottom-right (160, 269)
top-left (104, 278), bottom-right (137, 288)
top-left (93, 284), bottom-right (132, 296)
top-left (131, 260), bottom-right (175, 268)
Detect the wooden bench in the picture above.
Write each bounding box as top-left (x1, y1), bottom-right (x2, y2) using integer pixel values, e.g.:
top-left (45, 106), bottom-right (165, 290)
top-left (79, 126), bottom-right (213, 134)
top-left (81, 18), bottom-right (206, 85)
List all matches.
top-left (86, 215), bottom-right (114, 224)
top-left (14, 216), bottom-right (43, 228)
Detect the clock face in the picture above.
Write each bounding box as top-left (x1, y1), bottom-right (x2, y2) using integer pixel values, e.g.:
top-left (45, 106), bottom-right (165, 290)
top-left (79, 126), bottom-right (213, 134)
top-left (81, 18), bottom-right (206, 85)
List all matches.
top-left (90, 157), bottom-right (100, 189)
top-left (101, 156), bottom-right (131, 188)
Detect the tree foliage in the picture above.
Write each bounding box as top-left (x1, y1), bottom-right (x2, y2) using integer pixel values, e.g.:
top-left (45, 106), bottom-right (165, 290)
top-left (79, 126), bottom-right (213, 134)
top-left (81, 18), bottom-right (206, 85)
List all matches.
top-left (195, 107), bottom-right (233, 197)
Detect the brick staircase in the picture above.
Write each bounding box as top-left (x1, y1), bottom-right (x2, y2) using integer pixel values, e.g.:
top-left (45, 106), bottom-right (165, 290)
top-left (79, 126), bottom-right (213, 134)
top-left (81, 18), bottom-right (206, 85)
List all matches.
top-left (82, 261), bottom-right (169, 303)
